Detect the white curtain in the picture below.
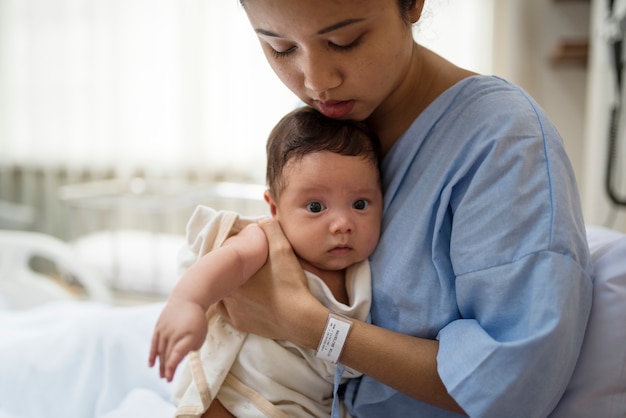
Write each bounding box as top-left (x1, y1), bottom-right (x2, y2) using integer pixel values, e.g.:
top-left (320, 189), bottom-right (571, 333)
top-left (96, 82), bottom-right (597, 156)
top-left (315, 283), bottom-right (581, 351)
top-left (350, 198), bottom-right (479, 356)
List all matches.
top-left (0, 0), bottom-right (297, 182)
top-left (0, 0), bottom-right (492, 182)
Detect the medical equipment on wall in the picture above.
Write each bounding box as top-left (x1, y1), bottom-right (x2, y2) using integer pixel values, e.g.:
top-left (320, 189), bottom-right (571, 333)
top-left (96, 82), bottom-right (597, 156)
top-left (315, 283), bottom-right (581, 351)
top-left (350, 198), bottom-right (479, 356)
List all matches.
top-left (606, 0), bottom-right (626, 206)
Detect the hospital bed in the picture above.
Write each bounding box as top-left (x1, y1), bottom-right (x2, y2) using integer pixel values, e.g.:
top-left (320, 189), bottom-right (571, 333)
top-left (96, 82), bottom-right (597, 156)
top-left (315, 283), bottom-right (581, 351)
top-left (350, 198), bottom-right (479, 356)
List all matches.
top-left (0, 230), bottom-right (176, 418)
top-left (0, 226), bottom-right (624, 418)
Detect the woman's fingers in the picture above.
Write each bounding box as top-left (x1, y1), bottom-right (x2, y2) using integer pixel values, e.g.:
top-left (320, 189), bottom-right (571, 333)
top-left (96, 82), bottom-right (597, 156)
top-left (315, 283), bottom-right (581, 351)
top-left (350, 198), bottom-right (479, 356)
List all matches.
top-left (215, 300), bottom-right (230, 323)
top-left (258, 217), bottom-right (291, 253)
top-left (258, 217), bottom-right (306, 285)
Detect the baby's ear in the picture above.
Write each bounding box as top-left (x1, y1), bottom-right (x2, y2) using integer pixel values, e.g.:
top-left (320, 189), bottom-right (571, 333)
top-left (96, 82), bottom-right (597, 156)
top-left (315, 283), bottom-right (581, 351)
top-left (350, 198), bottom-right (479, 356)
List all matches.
top-left (263, 189), bottom-right (278, 217)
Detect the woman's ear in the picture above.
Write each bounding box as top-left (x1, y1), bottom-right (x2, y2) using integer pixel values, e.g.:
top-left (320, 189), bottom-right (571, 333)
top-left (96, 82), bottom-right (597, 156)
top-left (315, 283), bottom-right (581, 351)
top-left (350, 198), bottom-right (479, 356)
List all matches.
top-left (408, 0), bottom-right (426, 24)
top-left (264, 189), bottom-right (278, 217)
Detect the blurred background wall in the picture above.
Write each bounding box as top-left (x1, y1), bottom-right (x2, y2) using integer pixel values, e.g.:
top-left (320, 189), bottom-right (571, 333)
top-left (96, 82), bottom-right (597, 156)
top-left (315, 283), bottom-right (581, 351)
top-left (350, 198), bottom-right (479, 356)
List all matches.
top-left (1, 0), bottom-right (623, 238)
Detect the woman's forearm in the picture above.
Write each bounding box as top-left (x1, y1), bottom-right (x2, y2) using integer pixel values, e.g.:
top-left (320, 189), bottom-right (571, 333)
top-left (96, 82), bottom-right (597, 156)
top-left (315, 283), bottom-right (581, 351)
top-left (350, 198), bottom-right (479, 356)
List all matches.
top-left (290, 304), bottom-right (466, 415)
top-left (344, 321), bottom-right (465, 414)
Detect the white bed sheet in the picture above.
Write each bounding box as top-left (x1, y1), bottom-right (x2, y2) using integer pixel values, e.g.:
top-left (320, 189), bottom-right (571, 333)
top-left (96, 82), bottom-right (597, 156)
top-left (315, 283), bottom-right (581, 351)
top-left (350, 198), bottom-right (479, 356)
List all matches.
top-left (0, 301), bottom-right (177, 418)
top-left (0, 226), bottom-right (624, 417)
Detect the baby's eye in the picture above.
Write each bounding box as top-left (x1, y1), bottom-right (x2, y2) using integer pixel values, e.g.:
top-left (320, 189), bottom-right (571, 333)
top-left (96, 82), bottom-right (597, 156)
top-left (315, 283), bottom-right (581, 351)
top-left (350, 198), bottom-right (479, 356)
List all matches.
top-left (306, 201), bottom-right (325, 213)
top-left (353, 200), bottom-right (368, 210)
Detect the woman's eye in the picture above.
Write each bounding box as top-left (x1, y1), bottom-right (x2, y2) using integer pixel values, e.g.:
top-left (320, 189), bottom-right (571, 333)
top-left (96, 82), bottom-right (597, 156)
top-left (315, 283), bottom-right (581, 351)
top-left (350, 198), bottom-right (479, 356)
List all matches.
top-left (270, 45), bottom-right (296, 59)
top-left (353, 199), bottom-right (368, 210)
top-left (329, 36), bottom-right (362, 52)
top-left (306, 201), bottom-right (325, 213)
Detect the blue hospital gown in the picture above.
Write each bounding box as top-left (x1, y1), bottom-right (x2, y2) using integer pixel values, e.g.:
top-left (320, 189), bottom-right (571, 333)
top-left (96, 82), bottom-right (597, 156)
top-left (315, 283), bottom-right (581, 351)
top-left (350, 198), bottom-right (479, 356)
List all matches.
top-left (344, 76), bottom-right (594, 418)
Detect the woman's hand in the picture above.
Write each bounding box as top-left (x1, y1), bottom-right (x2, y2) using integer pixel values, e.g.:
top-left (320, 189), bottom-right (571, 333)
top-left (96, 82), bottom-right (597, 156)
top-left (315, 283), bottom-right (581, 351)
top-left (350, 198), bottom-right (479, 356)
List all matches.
top-left (216, 217), bottom-right (327, 348)
top-left (218, 218), bottom-right (464, 414)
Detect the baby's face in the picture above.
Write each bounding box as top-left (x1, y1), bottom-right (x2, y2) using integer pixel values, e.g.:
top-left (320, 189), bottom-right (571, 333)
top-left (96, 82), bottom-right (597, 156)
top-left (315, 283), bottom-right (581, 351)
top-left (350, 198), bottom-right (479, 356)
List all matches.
top-left (270, 150), bottom-right (382, 273)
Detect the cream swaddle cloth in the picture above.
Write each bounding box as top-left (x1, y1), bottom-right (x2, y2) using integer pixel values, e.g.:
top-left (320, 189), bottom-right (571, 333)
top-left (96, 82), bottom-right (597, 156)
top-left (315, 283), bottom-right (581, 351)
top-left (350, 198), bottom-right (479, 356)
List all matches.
top-left (171, 206), bottom-right (371, 418)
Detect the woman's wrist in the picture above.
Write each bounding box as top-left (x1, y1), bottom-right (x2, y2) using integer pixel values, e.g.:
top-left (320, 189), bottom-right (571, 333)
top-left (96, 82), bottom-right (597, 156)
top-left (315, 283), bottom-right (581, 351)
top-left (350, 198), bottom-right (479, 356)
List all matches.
top-left (286, 299), bottom-right (329, 350)
top-left (316, 312), bottom-right (353, 364)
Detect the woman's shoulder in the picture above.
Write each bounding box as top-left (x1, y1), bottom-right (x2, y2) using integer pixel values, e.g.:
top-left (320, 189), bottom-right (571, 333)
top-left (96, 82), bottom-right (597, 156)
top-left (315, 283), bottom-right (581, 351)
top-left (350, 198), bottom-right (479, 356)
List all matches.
top-left (430, 75), bottom-right (556, 142)
top-left (445, 75), bottom-right (542, 116)
top-left (388, 75), bottom-right (562, 180)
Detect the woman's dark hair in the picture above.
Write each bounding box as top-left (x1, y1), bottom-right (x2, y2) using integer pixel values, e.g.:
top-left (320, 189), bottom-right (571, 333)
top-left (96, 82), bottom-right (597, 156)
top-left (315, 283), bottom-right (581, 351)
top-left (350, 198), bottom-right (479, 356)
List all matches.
top-left (266, 106), bottom-right (381, 196)
top-left (240, 0), bottom-right (419, 23)
top-left (398, 0), bottom-right (419, 23)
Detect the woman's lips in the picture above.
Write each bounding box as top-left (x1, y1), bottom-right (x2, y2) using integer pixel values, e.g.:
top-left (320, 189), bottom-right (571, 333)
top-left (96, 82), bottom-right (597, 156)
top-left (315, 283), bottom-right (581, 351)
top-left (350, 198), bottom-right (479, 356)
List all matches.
top-left (315, 100), bottom-right (355, 118)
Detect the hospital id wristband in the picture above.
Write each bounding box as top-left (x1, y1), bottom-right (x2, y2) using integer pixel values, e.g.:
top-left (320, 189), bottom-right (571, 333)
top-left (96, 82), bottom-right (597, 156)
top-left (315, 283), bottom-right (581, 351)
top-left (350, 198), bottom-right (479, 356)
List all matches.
top-left (316, 312), bottom-right (353, 364)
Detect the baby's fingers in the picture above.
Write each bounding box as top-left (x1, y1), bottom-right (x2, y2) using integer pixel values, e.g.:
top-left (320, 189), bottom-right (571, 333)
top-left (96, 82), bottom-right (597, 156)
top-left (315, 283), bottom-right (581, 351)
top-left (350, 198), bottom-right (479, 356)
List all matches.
top-left (152, 332), bottom-right (171, 379)
top-left (148, 330), bottom-right (160, 368)
top-left (164, 337), bottom-right (196, 382)
top-left (164, 348), bottom-right (185, 382)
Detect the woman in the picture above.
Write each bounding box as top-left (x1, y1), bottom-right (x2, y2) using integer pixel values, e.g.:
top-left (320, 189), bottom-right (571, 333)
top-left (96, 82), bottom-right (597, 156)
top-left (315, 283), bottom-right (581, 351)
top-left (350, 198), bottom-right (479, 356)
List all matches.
top-left (217, 1), bottom-right (594, 417)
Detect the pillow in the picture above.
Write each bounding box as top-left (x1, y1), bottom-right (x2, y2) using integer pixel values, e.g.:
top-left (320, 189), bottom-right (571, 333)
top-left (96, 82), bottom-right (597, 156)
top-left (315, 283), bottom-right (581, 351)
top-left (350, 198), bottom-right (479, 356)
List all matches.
top-left (550, 226), bottom-right (626, 417)
top-left (73, 230), bottom-right (186, 296)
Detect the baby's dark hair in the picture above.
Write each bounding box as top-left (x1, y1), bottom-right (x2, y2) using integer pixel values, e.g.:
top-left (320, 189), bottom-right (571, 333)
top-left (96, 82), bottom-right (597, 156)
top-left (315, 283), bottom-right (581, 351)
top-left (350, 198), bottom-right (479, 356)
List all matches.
top-left (266, 106), bottom-right (381, 197)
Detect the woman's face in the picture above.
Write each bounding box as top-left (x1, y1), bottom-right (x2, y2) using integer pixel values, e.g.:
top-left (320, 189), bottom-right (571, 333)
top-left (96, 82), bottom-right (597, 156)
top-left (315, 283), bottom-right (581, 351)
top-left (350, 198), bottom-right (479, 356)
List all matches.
top-left (243, 0), bottom-right (419, 122)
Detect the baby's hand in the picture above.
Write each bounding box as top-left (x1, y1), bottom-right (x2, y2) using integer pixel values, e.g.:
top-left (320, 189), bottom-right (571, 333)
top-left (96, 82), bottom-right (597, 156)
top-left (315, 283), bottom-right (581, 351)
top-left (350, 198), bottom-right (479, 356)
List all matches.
top-left (148, 298), bottom-right (208, 381)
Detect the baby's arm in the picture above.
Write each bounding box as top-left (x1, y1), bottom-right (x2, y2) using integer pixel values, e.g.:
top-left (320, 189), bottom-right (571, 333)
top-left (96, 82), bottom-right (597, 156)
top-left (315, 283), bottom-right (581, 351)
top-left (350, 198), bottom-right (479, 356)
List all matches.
top-left (149, 223), bottom-right (268, 381)
top-left (173, 223), bottom-right (269, 308)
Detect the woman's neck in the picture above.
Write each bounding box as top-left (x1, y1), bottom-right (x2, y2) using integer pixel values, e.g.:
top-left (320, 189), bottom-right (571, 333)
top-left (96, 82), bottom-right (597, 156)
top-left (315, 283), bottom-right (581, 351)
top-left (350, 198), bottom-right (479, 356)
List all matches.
top-left (368, 44), bottom-right (476, 157)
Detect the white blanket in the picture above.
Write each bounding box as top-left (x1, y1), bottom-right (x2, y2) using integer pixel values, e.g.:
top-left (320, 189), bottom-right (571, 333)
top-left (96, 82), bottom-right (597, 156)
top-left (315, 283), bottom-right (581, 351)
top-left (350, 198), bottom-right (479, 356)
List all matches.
top-left (0, 301), bottom-right (177, 418)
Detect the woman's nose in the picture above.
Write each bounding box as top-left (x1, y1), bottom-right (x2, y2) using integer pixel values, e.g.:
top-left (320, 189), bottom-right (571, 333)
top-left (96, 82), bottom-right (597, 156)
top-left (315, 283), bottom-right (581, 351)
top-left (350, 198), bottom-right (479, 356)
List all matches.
top-left (302, 50), bottom-right (341, 93)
